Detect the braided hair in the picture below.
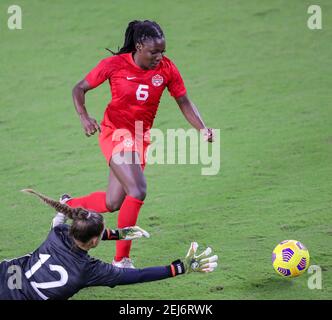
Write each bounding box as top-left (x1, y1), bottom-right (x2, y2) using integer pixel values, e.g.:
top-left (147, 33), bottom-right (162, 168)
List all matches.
top-left (106, 20), bottom-right (164, 55)
top-left (22, 189), bottom-right (104, 243)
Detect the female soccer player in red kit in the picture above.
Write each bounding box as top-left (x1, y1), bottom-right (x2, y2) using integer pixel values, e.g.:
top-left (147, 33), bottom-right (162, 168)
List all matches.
top-left (62, 20), bottom-right (214, 268)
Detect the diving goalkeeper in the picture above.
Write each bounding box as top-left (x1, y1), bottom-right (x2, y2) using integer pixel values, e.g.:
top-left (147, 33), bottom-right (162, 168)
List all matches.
top-left (0, 189), bottom-right (218, 300)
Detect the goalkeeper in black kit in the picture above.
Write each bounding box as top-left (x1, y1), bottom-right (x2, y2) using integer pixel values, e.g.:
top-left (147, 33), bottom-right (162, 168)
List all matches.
top-left (0, 189), bottom-right (218, 300)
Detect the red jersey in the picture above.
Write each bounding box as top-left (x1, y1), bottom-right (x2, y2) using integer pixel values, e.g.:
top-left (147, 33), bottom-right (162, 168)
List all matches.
top-left (85, 53), bottom-right (187, 134)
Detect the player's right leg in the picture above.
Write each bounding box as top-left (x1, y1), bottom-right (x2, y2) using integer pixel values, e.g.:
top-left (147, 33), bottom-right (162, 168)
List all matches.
top-left (51, 172), bottom-right (126, 228)
top-left (61, 124), bottom-right (133, 214)
top-left (56, 167), bottom-right (126, 215)
top-left (64, 181), bottom-right (125, 213)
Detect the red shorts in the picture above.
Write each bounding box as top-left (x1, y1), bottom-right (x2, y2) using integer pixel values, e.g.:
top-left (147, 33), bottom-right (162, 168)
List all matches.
top-left (99, 124), bottom-right (149, 169)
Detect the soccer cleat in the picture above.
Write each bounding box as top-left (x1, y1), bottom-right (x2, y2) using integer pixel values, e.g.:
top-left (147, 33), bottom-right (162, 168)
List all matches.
top-left (51, 194), bottom-right (71, 228)
top-left (112, 257), bottom-right (135, 269)
top-left (60, 194), bottom-right (72, 204)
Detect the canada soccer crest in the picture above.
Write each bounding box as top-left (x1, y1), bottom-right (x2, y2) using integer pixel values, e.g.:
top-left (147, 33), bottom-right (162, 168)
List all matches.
top-left (152, 74), bottom-right (163, 87)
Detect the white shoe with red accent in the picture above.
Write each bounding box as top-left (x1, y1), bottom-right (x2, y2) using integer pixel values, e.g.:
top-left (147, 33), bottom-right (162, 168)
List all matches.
top-left (112, 257), bottom-right (135, 269)
top-left (51, 194), bottom-right (71, 228)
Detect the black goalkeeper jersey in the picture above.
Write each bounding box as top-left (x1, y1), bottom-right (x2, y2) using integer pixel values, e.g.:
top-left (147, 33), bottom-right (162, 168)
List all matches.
top-left (0, 224), bottom-right (172, 300)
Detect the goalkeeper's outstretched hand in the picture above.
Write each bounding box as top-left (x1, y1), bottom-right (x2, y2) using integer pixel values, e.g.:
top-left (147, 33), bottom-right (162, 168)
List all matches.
top-left (183, 242), bottom-right (218, 273)
top-left (118, 226), bottom-right (150, 240)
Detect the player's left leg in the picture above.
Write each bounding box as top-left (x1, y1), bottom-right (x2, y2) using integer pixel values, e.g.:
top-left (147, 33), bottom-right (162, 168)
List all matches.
top-left (110, 151), bottom-right (147, 267)
top-left (105, 166), bottom-right (127, 212)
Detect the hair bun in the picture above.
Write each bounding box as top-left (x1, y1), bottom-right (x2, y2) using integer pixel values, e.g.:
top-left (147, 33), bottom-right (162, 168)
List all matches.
top-left (75, 208), bottom-right (91, 220)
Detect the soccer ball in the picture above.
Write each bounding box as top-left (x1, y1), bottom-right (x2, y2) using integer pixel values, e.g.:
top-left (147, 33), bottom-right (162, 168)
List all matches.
top-left (272, 240), bottom-right (310, 278)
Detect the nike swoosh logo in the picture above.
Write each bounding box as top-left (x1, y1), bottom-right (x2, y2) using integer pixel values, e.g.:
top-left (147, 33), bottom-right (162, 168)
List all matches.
top-left (126, 76), bottom-right (136, 80)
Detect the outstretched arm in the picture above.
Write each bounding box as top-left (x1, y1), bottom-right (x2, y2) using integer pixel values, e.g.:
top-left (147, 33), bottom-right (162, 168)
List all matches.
top-left (175, 94), bottom-right (214, 142)
top-left (72, 79), bottom-right (100, 137)
top-left (85, 243), bottom-right (218, 288)
top-left (115, 242), bottom-right (218, 285)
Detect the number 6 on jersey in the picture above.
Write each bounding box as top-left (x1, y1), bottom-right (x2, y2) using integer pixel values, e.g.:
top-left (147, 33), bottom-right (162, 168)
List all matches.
top-left (136, 84), bottom-right (149, 101)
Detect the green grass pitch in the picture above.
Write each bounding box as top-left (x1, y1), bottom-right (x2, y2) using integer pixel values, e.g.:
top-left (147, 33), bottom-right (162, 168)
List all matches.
top-left (0, 0), bottom-right (331, 299)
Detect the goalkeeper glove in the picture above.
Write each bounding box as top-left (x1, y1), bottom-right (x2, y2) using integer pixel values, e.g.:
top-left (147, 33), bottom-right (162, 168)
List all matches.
top-left (118, 226), bottom-right (150, 240)
top-left (170, 242), bottom-right (218, 276)
top-left (102, 226), bottom-right (150, 240)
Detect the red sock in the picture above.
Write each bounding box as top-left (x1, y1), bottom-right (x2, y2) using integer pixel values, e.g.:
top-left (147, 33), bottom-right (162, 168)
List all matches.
top-left (115, 195), bottom-right (144, 261)
top-left (66, 191), bottom-right (109, 213)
